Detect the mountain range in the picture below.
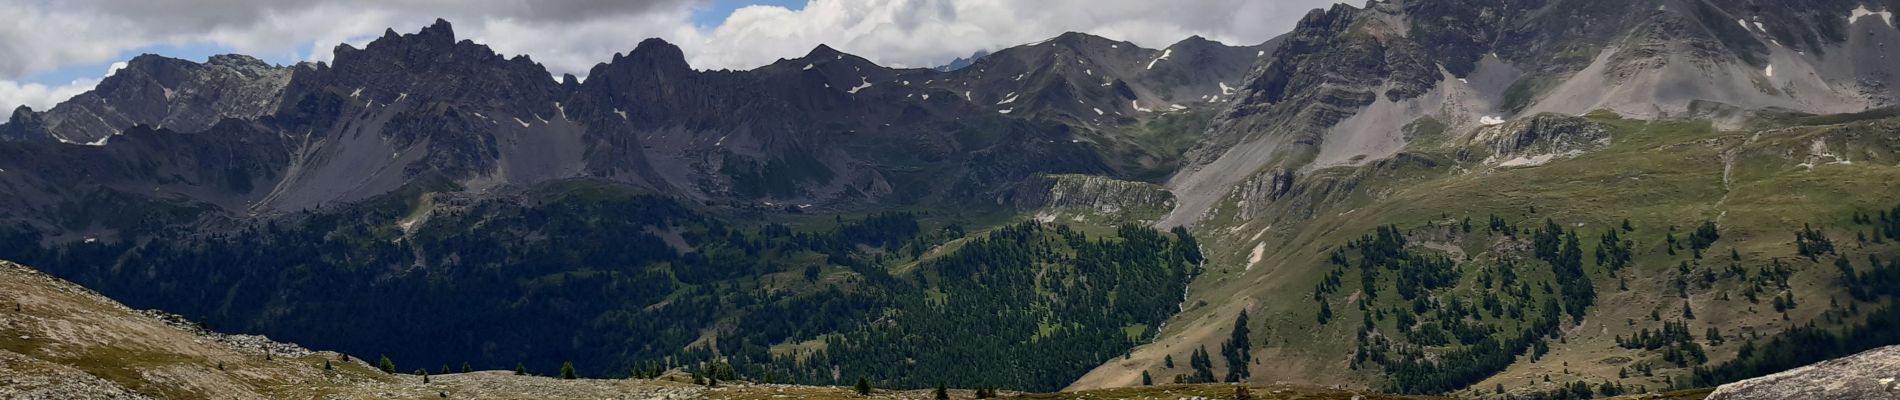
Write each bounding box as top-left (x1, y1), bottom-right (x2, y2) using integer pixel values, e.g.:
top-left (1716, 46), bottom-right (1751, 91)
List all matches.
top-left (0, 19), bottom-right (1269, 216)
top-left (3, 0), bottom-right (1900, 398)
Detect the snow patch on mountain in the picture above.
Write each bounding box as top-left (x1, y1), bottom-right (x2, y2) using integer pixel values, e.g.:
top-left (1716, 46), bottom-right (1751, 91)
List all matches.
top-left (1146, 49), bottom-right (1172, 70)
top-left (1247, 242), bottom-right (1265, 270)
top-left (846, 77), bottom-right (873, 94)
top-left (1852, 5), bottom-right (1894, 26)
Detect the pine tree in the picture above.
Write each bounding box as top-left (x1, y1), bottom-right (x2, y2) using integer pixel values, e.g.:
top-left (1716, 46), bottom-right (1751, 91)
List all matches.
top-left (1189, 345), bottom-right (1216, 383)
top-left (323, 360), bottom-right (333, 371)
top-left (935, 383), bottom-right (949, 400)
top-left (1164, 354), bottom-right (1175, 369)
top-left (420, 370), bottom-right (430, 383)
top-left (378, 355), bottom-right (396, 374)
top-left (856, 377), bottom-right (873, 396)
top-left (461, 362), bottom-right (472, 373)
top-left (1141, 370), bottom-right (1153, 386)
top-left (560, 361), bottom-right (578, 379)
top-left (515, 362), bottom-right (527, 376)
top-left (1222, 311), bottom-right (1252, 382)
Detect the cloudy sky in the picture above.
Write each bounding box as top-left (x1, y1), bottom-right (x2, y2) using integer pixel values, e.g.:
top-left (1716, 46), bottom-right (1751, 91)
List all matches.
top-left (0, 0), bottom-right (1343, 113)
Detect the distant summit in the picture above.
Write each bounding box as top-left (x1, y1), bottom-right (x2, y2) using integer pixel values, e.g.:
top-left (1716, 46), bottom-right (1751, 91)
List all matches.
top-left (934, 49), bottom-right (990, 71)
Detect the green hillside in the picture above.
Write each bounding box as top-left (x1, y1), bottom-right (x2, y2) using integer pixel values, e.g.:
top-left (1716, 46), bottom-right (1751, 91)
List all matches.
top-left (1151, 112), bottom-right (1900, 397)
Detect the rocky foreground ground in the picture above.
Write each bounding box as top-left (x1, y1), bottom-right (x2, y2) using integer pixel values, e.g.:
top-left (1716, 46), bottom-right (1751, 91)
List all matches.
top-left (1704, 345), bottom-right (1900, 400)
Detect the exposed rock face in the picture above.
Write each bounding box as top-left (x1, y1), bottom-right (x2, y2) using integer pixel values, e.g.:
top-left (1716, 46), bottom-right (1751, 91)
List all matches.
top-left (19, 54), bottom-right (292, 145)
top-left (1707, 345), bottom-right (1900, 400)
top-left (0, 19), bottom-right (1271, 231)
top-left (922, 31), bottom-right (1277, 131)
top-left (1014, 174), bottom-right (1176, 224)
top-left (0, 106), bottom-right (46, 142)
top-left (0, 120), bottom-right (296, 222)
top-left (1472, 113), bottom-right (1611, 167)
top-left (1228, 168), bottom-right (1297, 221)
top-left (1164, 2), bottom-right (1435, 227)
top-left (1161, 0), bottom-right (1900, 228)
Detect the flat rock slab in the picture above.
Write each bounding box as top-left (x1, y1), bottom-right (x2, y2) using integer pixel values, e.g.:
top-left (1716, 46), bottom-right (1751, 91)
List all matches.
top-left (1708, 345), bottom-right (1900, 399)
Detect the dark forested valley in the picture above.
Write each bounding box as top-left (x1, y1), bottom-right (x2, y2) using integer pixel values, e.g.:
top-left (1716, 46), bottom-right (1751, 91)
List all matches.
top-left (0, 180), bottom-right (1201, 391)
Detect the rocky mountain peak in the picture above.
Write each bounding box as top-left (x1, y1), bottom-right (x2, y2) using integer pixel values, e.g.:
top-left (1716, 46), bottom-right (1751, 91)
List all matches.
top-left (803, 44), bottom-right (890, 70)
top-left (307, 19), bottom-right (558, 113)
top-left (112, 54), bottom-right (200, 85)
top-left (1169, 35), bottom-right (1216, 48)
top-left (0, 106), bottom-right (44, 142)
top-left (0, 52), bottom-right (297, 144)
top-left (204, 54), bottom-right (273, 69)
top-left (805, 43), bottom-right (843, 58)
top-left (1049, 31), bottom-right (1111, 45)
top-left (618, 38), bottom-right (693, 73)
top-left (6, 105), bottom-right (33, 123)
top-left (934, 49), bottom-right (990, 72)
top-left (204, 54), bottom-right (288, 78)
top-left (1297, 3), bottom-right (1362, 37)
top-left (1030, 32), bottom-right (1134, 58)
top-left (419, 18), bottom-right (456, 40)
top-left (367, 17), bottom-right (457, 48)
top-left (350, 18), bottom-right (483, 62)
